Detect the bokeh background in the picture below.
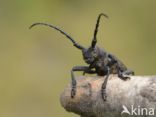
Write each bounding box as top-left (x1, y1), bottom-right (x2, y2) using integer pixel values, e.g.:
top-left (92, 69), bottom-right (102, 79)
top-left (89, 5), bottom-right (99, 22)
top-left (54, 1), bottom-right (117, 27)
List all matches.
top-left (0, 0), bottom-right (156, 117)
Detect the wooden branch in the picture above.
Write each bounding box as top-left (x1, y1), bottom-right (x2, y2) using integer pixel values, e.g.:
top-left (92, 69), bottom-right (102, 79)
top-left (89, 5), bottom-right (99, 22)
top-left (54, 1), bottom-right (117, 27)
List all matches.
top-left (60, 75), bottom-right (156, 117)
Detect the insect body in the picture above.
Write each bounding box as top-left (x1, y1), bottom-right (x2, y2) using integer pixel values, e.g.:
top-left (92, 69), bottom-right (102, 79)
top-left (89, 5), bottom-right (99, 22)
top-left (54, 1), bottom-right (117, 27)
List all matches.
top-left (30, 13), bottom-right (134, 101)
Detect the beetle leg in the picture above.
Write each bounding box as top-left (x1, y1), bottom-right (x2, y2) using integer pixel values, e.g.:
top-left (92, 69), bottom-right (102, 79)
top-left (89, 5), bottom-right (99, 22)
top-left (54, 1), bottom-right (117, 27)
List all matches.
top-left (101, 67), bottom-right (110, 101)
top-left (71, 66), bottom-right (96, 98)
top-left (118, 69), bottom-right (134, 80)
top-left (83, 69), bottom-right (96, 75)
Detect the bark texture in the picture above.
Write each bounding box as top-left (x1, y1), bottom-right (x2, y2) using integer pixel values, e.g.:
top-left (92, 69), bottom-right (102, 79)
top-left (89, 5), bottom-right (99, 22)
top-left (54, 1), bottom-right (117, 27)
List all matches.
top-left (60, 75), bottom-right (156, 117)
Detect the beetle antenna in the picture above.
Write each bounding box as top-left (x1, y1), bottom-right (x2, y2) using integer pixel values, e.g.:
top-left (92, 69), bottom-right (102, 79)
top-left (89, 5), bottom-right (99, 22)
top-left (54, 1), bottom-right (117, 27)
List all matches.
top-left (91, 13), bottom-right (108, 48)
top-left (29, 22), bottom-right (84, 50)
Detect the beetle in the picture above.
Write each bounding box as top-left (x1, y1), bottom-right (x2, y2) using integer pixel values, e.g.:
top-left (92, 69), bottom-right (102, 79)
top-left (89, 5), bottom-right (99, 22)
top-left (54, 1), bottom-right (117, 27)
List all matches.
top-left (29, 13), bottom-right (134, 101)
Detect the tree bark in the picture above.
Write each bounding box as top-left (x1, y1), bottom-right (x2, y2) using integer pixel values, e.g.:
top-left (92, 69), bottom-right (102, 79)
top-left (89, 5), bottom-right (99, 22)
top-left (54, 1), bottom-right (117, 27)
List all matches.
top-left (60, 75), bottom-right (156, 117)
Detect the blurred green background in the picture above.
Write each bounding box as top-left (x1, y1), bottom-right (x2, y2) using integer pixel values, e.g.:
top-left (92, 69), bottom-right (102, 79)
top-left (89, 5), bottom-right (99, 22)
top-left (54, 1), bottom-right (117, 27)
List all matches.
top-left (0, 0), bottom-right (156, 117)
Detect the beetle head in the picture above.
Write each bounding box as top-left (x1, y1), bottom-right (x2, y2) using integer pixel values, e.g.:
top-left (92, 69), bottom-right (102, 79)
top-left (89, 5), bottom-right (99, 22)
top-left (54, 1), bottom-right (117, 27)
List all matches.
top-left (82, 47), bottom-right (98, 64)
